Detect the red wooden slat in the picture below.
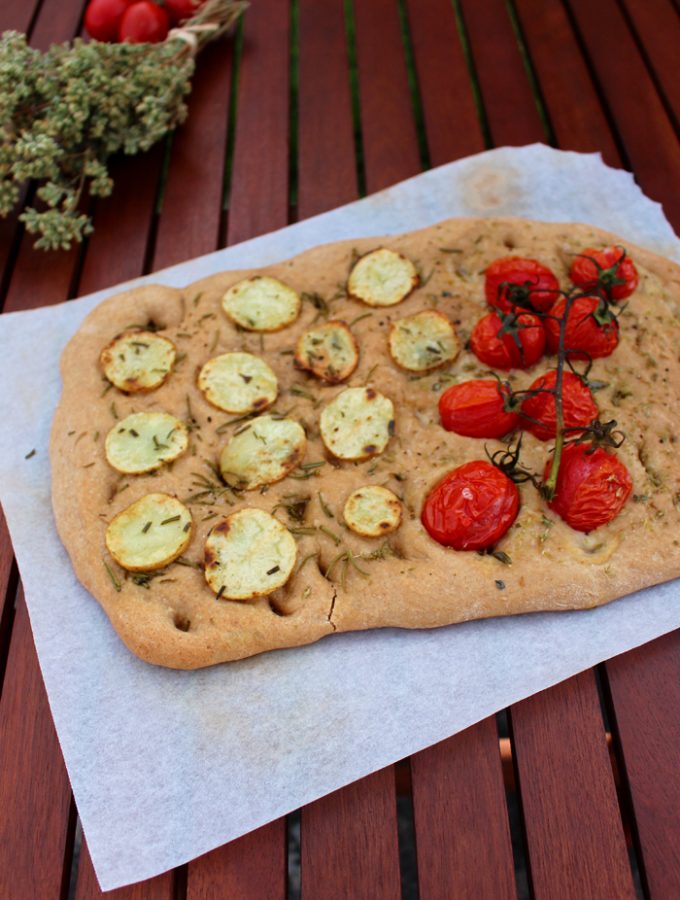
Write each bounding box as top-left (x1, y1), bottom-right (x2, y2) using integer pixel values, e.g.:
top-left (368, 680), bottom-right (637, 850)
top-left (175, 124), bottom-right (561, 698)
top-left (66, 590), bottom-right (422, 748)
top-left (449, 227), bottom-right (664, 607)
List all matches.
top-left (0, 592), bottom-right (74, 899)
top-left (405, 0), bottom-right (485, 166)
top-left (458, 0), bottom-right (545, 146)
top-left (76, 839), bottom-right (174, 899)
top-left (301, 767), bottom-right (401, 899)
top-left (604, 632), bottom-right (680, 897)
top-left (410, 717), bottom-right (516, 899)
top-left (153, 39), bottom-right (233, 270)
top-left (297, 0), bottom-right (358, 219)
top-left (352, 0), bottom-right (421, 192)
top-left (513, 0), bottom-right (620, 166)
top-left (186, 822), bottom-right (285, 900)
top-left (1, 0), bottom-right (42, 33)
top-left (226, 0), bottom-right (290, 245)
top-left (620, 0), bottom-right (680, 127)
top-left (510, 671), bottom-right (635, 899)
top-left (29, 0), bottom-right (85, 50)
top-left (567, 0), bottom-right (680, 230)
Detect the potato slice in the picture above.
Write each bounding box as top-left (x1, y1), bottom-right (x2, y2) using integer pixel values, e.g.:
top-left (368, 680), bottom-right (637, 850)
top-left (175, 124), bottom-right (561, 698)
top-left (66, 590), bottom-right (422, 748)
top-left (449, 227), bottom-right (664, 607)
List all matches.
top-left (219, 415), bottom-right (306, 489)
top-left (204, 508), bottom-right (297, 600)
top-left (388, 310), bottom-right (460, 372)
top-left (320, 387), bottom-right (394, 461)
top-left (348, 248), bottom-right (419, 307)
top-left (100, 331), bottom-right (176, 393)
top-left (294, 320), bottom-right (359, 383)
top-left (198, 352), bottom-right (278, 414)
top-left (106, 493), bottom-right (192, 572)
top-left (343, 485), bottom-right (403, 537)
top-left (222, 276), bottom-right (301, 332)
top-left (105, 412), bottom-right (188, 475)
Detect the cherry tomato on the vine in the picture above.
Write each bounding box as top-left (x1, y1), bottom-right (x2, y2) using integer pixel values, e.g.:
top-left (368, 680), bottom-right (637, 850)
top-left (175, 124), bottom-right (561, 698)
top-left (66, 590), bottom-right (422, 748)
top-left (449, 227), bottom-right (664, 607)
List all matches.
top-left (569, 246), bottom-right (638, 301)
top-left (545, 295), bottom-right (619, 361)
top-left (164, 0), bottom-right (205, 25)
top-left (485, 256), bottom-right (560, 314)
top-left (439, 379), bottom-right (519, 439)
top-left (544, 443), bottom-right (632, 532)
top-left (119, 1), bottom-right (169, 43)
top-left (421, 460), bottom-right (519, 550)
top-left (470, 311), bottom-right (545, 370)
top-left (520, 370), bottom-right (598, 442)
top-left (84, 0), bottom-right (133, 41)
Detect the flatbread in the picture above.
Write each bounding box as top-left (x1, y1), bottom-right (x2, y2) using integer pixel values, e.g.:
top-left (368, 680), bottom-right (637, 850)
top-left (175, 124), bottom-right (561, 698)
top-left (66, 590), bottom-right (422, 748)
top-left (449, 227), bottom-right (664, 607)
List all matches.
top-left (50, 218), bottom-right (680, 669)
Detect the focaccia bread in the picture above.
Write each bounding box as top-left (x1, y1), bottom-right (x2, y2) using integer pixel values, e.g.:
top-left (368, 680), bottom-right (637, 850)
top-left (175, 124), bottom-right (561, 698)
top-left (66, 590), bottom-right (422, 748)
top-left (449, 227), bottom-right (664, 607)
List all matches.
top-left (50, 218), bottom-right (680, 668)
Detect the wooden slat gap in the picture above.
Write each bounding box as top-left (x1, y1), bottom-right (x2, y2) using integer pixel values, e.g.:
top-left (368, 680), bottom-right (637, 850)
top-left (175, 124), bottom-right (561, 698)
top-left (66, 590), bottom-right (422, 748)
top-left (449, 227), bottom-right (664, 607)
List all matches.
top-left (0, 560), bottom-right (19, 703)
top-left (288, 0), bottom-right (300, 222)
top-left (396, 0), bottom-right (432, 171)
top-left (173, 861), bottom-right (188, 900)
top-left (60, 797), bottom-right (78, 900)
top-left (342, 0), bottom-right (367, 197)
top-left (497, 711), bottom-right (532, 900)
top-left (287, 809), bottom-right (302, 900)
top-left (141, 137), bottom-right (174, 277)
top-left (394, 758), bottom-right (420, 900)
top-left (218, 15), bottom-right (245, 241)
top-left (450, 0), bottom-right (493, 148)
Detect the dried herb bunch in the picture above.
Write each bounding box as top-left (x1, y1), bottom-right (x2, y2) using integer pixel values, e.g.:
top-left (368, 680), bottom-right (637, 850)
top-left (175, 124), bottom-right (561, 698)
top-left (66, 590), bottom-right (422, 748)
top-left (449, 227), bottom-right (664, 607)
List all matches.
top-left (0, 0), bottom-right (247, 251)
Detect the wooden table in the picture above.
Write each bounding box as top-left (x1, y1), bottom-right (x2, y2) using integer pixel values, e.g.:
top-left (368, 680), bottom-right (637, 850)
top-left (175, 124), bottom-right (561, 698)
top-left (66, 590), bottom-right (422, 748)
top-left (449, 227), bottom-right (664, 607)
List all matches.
top-left (1, 1), bottom-right (679, 896)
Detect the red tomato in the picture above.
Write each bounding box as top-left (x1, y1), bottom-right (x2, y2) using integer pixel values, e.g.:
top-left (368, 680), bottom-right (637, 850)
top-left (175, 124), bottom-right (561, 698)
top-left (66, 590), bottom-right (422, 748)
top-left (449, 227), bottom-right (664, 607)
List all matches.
top-left (470, 311), bottom-right (545, 370)
top-left (422, 460), bottom-right (519, 550)
top-left (439, 379), bottom-right (519, 439)
top-left (520, 370), bottom-right (598, 441)
top-left (485, 256), bottom-right (560, 313)
top-left (545, 295), bottom-right (619, 360)
top-left (164, 0), bottom-right (204, 24)
top-left (84, 0), bottom-right (133, 41)
top-left (119, 1), bottom-right (169, 42)
top-left (544, 443), bottom-right (632, 532)
top-left (569, 246), bottom-right (638, 301)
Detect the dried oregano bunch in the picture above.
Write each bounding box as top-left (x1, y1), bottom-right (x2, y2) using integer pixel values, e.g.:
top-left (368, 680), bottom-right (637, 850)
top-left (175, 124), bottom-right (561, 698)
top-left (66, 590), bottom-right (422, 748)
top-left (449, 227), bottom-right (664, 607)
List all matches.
top-left (0, 0), bottom-right (247, 251)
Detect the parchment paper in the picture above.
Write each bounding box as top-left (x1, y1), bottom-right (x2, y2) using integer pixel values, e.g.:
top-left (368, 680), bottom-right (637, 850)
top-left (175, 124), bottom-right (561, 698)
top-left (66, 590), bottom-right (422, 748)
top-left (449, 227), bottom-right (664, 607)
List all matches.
top-left (0, 145), bottom-right (678, 890)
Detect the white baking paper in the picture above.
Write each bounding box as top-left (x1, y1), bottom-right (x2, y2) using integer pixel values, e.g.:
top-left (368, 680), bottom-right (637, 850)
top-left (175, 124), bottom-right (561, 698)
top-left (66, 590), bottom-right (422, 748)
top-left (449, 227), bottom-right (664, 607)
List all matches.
top-left (0, 145), bottom-right (678, 890)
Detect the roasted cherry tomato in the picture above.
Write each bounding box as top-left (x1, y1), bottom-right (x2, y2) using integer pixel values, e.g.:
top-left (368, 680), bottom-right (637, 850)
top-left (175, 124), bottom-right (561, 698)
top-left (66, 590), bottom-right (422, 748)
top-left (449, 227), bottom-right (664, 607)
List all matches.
top-left (439, 379), bottom-right (519, 439)
top-left (119, 1), bottom-right (169, 42)
top-left (569, 246), bottom-right (638, 301)
top-left (485, 256), bottom-right (560, 314)
top-left (164, 0), bottom-right (204, 24)
top-left (421, 460), bottom-right (519, 550)
top-left (84, 0), bottom-right (133, 41)
top-left (520, 370), bottom-right (598, 442)
top-left (470, 311), bottom-right (545, 370)
top-left (545, 295), bottom-right (619, 360)
top-left (544, 443), bottom-right (632, 532)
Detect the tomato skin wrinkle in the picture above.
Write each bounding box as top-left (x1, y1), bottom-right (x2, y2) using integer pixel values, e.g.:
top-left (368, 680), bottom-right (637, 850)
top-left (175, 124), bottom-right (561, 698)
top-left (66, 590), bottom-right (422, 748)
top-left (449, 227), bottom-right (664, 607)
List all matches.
top-left (545, 295), bottom-right (619, 360)
top-left (470, 311), bottom-right (545, 370)
top-left (545, 443), bottom-right (632, 532)
top-left (119, 1), bottom-right (169, 43)
top-left (439, 379), bottom-right (519, 439)
top-left (521, 370), bottom-right (598, 441)
top-left (422, 460), bottom-right (519, 550)
top-left (570, 246), bottom-right (638, 301)
top-left (84, 0), bottom-right (133, 41)
top-left (485, 256), bottom-right (560, 314)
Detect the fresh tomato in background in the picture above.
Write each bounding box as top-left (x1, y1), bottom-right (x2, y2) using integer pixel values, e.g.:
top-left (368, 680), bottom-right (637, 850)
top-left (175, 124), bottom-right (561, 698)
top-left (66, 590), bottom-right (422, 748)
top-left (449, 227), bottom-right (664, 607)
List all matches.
top-left (569, 246), bottom-right (639, 301)
top-left (164, 0), bottom-right (205, 24)
top-left (119, 1), bottom-right (169, 43)
top-left (84, 0), bottom-right (133, 41)
top-left (520, 370), bottom-right (598, 441)
top-left (544, 443), bottom-right (632, 532)
top-left (485, 256), bottom-right (560, 314)
top-left (545, 295), bottom-right (619, 360)
top-left (470, 311), bottom-right (545, 370)
top-left (439, 379), bottom-right (519, 439)
top-left (421, 460), bottom-right (519, 550)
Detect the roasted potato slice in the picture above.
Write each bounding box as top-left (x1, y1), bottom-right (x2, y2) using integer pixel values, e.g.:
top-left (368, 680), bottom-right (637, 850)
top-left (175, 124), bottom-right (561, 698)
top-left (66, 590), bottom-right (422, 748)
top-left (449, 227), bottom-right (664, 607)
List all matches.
top-left (100, 331), bottom-right (176, 393)
top-left (319, 386), bottom-right (394, 461)
top-left (198, 351), bottom-right (278, 414)
top-left (343, 485), bottom-right (403, 537)
top-left (348, 248), bottom-right (419, 307)
top-left (222, 276), bottom-right (301, 332)
top-left (105, 412), bottom-right (188, 475)
top-left (388, 310), bottom-right (460, 372)
top-left (105, 493), bottom-right (192, 572)
top-left (204, 508), bottom-right (297, 600)
top-left (294, 320), bottom-right (359, 383)
top-left (219, 415), bottom-right (307, 490)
